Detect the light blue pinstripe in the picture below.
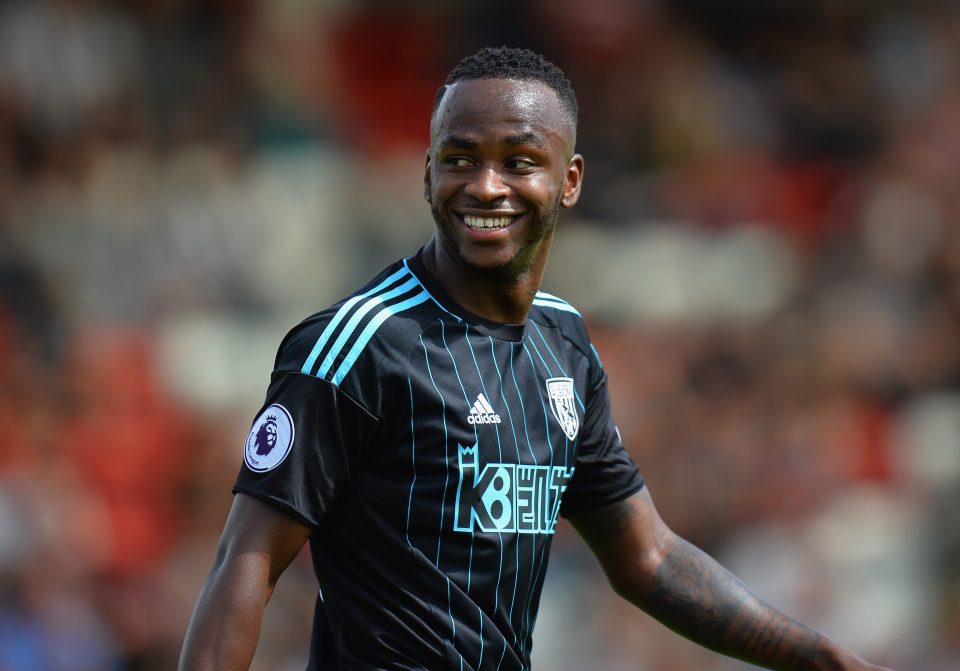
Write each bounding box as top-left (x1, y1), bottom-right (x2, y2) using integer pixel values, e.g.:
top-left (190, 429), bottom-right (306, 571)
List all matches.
top-left (590, 343), bottom-right (603, 368)
top-left (464, 325), bottom-right (506, 629)
top-left (420, 334), bottom-right (450, 567)
top-left (522, 342), bottom-right (554, 463)
top-left (508, 345), bottom-right (537, 659)
top-left (518, 342), bottom-right (555, 651)
top-left (525, 330), bottom-right (550, 371)
top-left (426, 328), bottom-right (459, 664)
top-left (405, 378), bottom-right (417, 550)
top-left (446, 577), bottom-right (463, 671)
top-left (300, 266), bottom-right (409, 374)
top-left (509, 344), bottom-right (537, 464)
top-left (522, 341), bottom-right (566, 643)
top-left (463, 324), bottom-right (507, 669)
top-left (490, 337), bottom-right (523, 658)
top-left (477, 605), bottom-right (484, 670)
top-left (439, 318), bottom-right (478, 596)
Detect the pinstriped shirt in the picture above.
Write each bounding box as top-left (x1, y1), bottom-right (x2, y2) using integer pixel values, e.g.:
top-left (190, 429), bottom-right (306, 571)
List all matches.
top-left (234, 251), bottom-right (644, 671)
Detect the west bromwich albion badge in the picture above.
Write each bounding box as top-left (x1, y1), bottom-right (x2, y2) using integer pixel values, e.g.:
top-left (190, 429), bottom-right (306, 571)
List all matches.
top-left (546, 377), bottom-right (579, 441)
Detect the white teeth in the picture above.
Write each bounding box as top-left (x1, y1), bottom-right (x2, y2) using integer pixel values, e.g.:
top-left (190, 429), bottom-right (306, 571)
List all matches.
top-left (463, 215), bottom-right (512, 230)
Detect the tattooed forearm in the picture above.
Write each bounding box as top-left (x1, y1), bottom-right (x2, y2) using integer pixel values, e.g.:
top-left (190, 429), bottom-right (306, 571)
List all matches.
top-left (643, 537), bottom-right (823, 670)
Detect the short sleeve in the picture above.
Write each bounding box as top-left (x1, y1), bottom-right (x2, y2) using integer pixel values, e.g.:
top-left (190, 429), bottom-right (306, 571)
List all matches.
top-left (559, 349), bottom-right (644, 518)
top-left (232, 370), bottom-right (379, 528)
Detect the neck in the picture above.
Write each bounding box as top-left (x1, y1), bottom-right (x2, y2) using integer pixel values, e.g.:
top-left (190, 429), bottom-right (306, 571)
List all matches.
top-left (421, 238), bottom-right (548, 324)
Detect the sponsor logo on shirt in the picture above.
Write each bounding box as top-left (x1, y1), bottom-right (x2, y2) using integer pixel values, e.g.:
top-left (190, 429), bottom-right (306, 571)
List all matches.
top-left (466, 393), bottom-right (501, 425)
top-left (244, 403), bottom-right (294, 472)
top-left (546, 377), bottom-right (579, 441)
top-left (454, 443), bottom-right (574, 535)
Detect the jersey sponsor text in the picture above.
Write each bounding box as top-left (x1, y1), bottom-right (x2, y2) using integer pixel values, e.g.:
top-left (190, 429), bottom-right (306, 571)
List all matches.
top-left (454, 444), bottom-right (573, 535)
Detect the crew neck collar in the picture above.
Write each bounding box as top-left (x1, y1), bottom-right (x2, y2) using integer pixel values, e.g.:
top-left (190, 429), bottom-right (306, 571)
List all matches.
top-left (407, 250), bottom-right (527, 342)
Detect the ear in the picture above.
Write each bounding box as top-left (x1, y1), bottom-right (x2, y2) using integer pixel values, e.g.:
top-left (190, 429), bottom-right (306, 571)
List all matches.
top-left (560, 154), bottom-right (584, 209)
top-left (423, 150), bottom-right (432, 204)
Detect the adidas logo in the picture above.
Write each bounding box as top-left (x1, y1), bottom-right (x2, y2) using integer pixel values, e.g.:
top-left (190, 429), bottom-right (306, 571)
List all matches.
top-left (467, 393), bottom-right (501, 425)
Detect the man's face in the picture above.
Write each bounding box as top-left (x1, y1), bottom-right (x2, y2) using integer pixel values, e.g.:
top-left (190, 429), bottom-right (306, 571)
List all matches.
top-left (424, 79), bottom-right (583, 280)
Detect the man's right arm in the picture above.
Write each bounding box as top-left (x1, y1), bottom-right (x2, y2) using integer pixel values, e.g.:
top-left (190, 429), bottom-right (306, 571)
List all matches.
top-left (179, 493), bottom-right (313, 671)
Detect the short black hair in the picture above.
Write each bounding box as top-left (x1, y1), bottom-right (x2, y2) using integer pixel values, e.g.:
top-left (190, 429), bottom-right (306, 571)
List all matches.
top-left (433, 47), bottom-right (579, 127)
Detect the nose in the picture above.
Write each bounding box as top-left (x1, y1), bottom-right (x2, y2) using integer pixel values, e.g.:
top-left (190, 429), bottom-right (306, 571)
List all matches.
top-left (464, 165), bottom-right (510, 202)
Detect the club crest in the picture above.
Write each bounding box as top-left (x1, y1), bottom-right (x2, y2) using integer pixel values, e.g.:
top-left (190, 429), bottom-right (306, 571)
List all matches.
top-left (546, 377), bottom-right (579, 441)
top-left (244, 403), bottom-right (294, 472)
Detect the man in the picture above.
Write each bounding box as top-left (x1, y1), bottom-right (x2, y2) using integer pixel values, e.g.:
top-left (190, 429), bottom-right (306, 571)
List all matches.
top-left (180, 47), bottom-right (894, 671)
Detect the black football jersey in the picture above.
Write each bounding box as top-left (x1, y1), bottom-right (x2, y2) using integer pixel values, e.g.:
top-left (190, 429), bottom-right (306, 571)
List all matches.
top-left (233, 251), bottom-right (644, 670)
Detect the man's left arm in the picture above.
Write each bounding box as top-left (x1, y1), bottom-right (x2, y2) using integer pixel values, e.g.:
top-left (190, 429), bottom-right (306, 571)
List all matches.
top-left (568, 487), bottom-right (894, 671)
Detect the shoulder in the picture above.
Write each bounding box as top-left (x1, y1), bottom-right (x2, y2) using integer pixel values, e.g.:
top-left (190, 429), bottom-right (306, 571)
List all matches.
top-left (529, 289), bottom-right (595, 361)
top-left (275, 259), bottom-right (438, 386)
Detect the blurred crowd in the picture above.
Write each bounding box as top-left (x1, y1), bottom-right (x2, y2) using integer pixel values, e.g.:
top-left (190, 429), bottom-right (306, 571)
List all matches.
top-left (0, 1), bottom-right (959, 669)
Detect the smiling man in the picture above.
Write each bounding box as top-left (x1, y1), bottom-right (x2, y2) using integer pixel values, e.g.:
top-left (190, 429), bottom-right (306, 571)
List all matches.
top-left (179, 47), bottom-right (894, 671)
top-left (424, 68), bottom-right (581, 308)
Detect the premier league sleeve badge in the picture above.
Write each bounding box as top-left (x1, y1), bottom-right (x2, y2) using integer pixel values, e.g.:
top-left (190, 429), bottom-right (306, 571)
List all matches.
top-left (244, 403), bottom-right (295, 472)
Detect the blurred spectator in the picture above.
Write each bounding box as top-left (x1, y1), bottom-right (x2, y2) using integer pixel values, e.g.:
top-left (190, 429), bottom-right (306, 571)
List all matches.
top-left (0, 0), bottom-right (143, 136)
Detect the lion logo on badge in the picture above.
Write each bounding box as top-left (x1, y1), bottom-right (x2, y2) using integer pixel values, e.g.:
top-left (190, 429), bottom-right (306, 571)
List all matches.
top-left (254, 415), bottom-right (279, 456)
top-left (546, 377), bottom-right (579, 441)
top-left (244, 404), bottom-right (294, 472)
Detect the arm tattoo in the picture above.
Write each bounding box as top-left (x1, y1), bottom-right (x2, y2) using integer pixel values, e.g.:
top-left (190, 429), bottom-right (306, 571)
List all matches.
top-left (645, 538), bottom-right (823, 670)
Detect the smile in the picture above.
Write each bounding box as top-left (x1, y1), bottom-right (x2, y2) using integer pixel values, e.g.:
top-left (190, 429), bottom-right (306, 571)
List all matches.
top-left (462, 215), bottom-right (514, 230)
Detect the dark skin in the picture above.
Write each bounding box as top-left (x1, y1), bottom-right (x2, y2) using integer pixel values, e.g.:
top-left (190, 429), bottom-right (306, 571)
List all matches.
top-left (179, 79), bottom-right (894, 671)
top-left (421, 78), bottom-right (583, 324)
top-left (179, 494), bottom-right (310, 670)
top-left (570, 489), bottom-right (891, 671)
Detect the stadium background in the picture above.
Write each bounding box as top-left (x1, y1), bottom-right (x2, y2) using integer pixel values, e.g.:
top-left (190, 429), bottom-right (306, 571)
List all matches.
top-left (0, 0), bottom-right (958, 669)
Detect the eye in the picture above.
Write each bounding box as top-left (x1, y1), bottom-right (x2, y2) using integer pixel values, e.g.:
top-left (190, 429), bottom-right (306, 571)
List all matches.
top-left (447, 157), bottom-right (474, 168)
top-left (507, 158), bottom-right (535, 170)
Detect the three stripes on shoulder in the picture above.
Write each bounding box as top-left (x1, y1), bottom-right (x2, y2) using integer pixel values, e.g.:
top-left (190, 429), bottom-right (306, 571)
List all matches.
top-left (300, 260), bottom-right (580, 387)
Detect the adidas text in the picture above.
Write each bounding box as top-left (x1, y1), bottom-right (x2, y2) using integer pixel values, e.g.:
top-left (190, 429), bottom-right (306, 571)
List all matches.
top-left (468, 413), bottom-right (501, 424)
top-left (467, 394), bottom-right (501, 424)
